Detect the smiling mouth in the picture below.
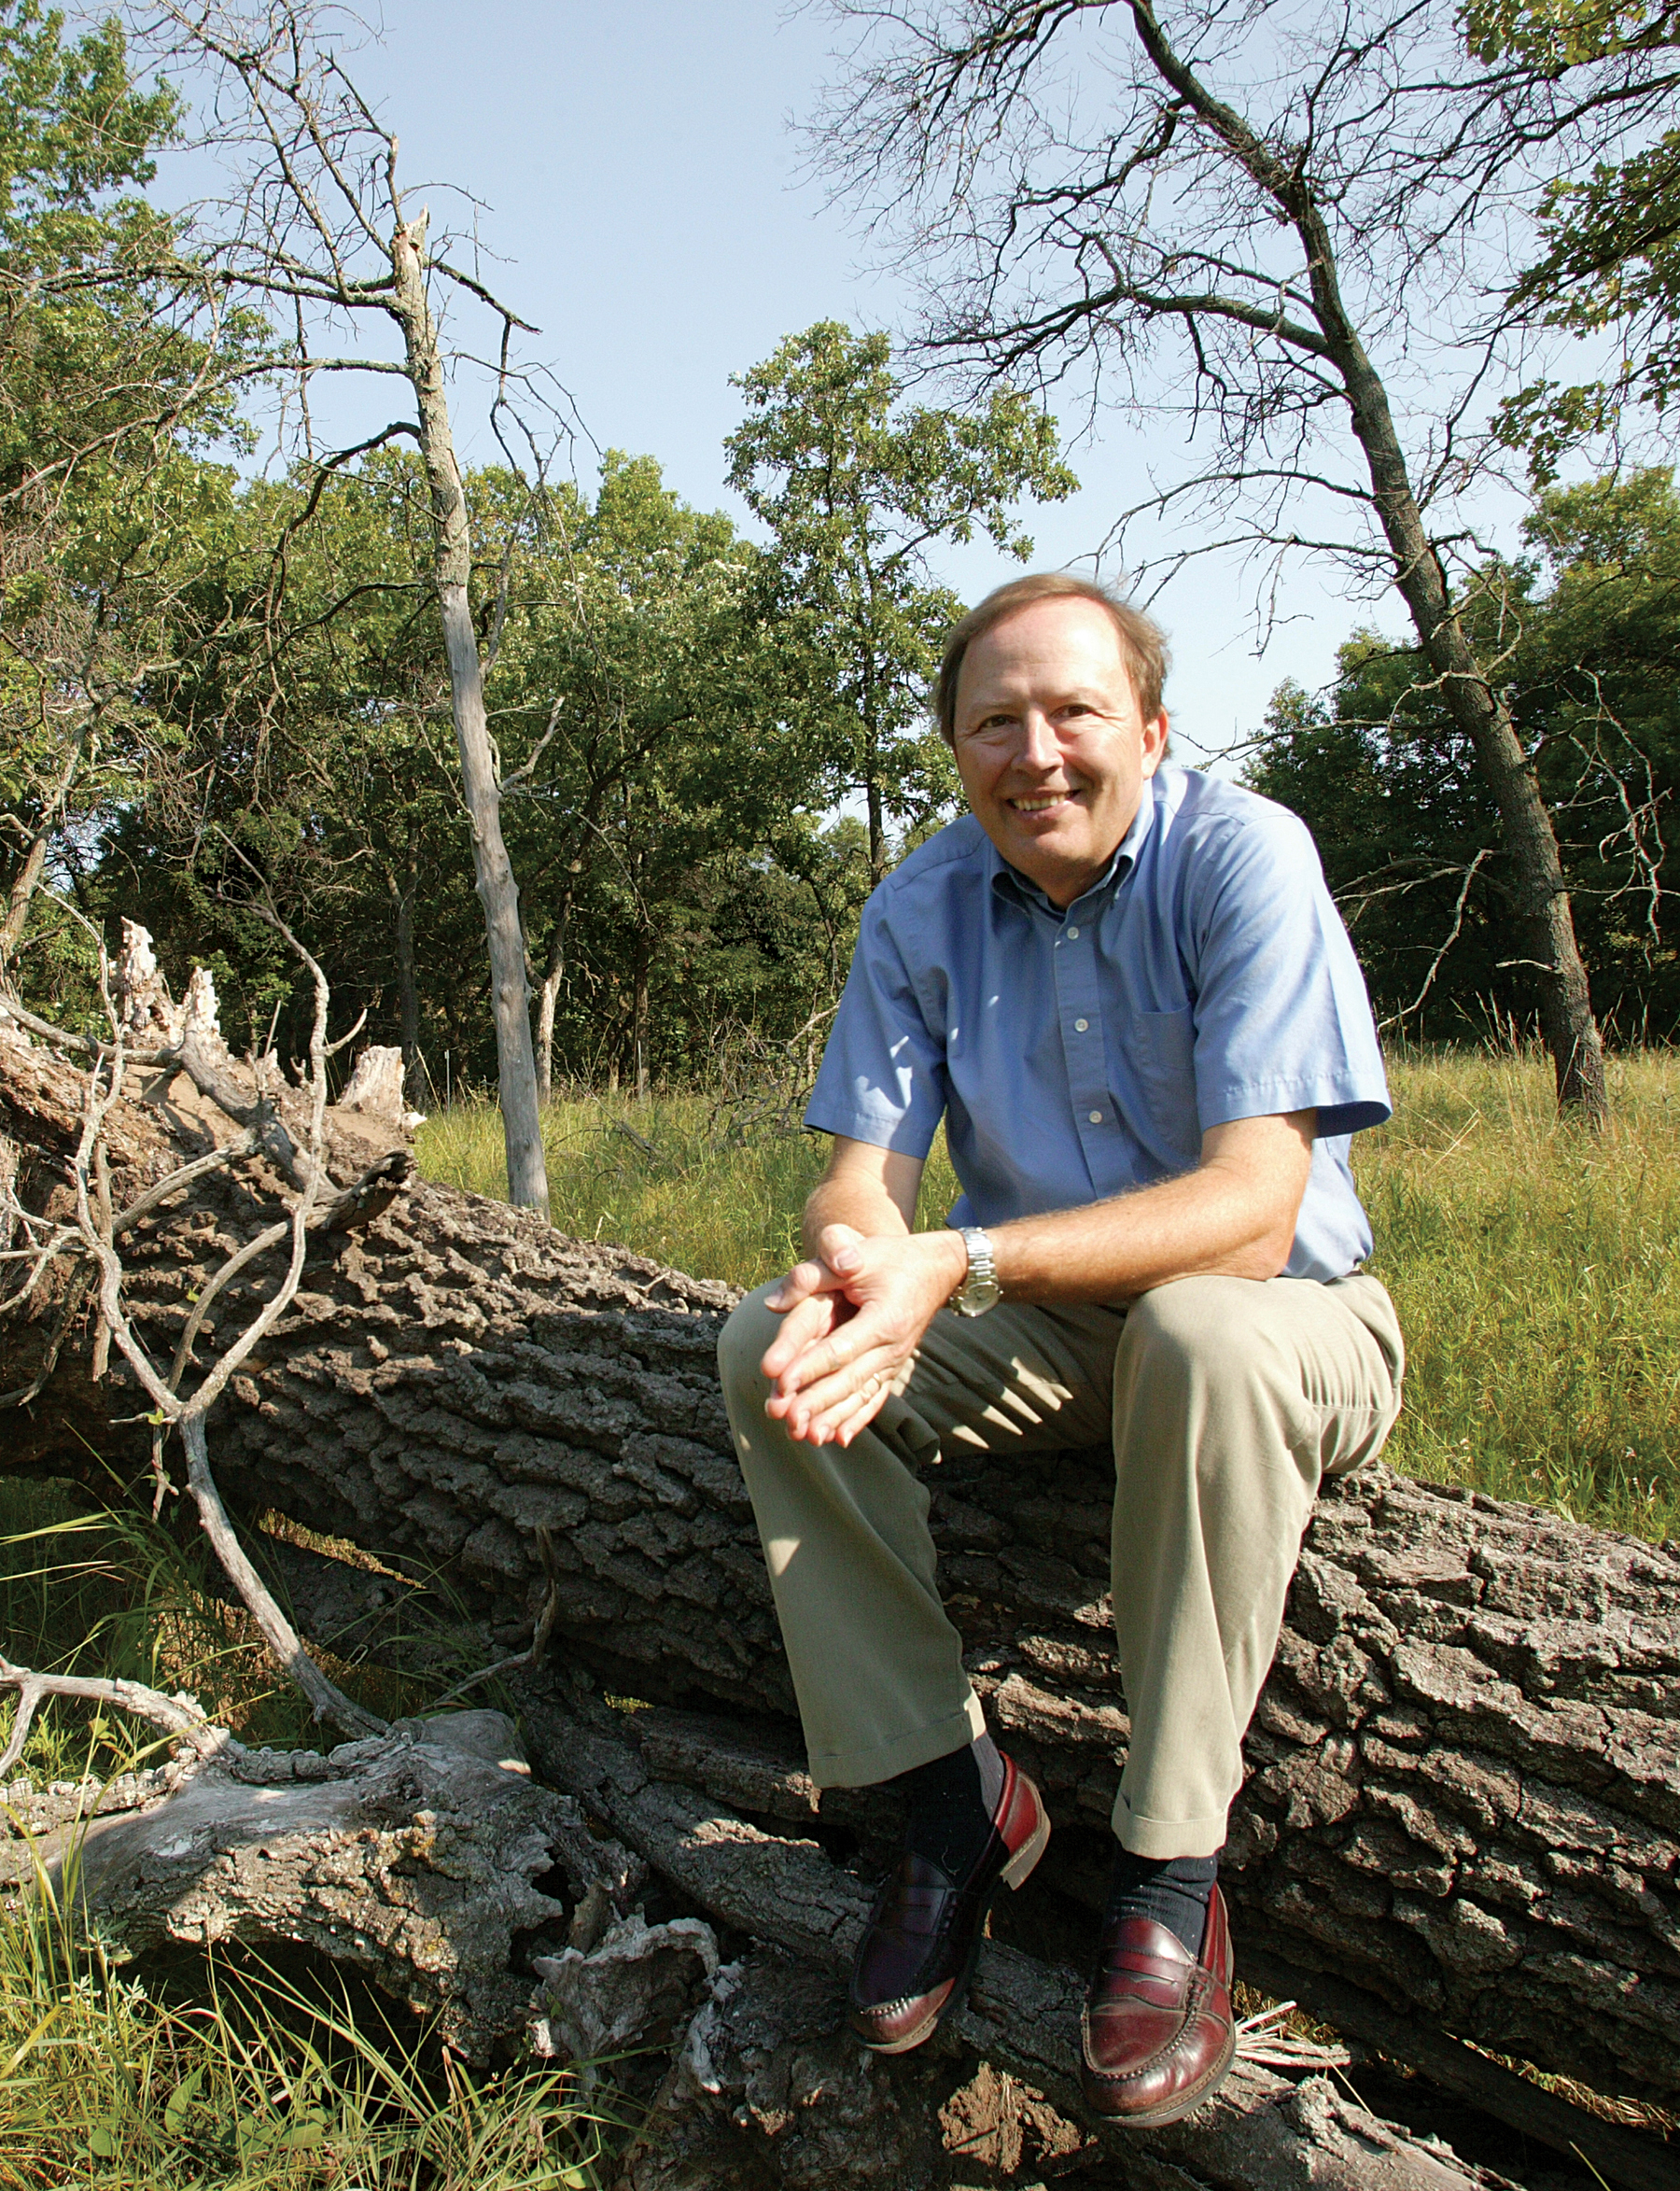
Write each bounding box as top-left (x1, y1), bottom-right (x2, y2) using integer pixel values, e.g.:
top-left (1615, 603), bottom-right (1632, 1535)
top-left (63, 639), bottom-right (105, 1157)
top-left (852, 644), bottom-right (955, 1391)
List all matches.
top-left (1008, 792), bottom-right (1078, 814)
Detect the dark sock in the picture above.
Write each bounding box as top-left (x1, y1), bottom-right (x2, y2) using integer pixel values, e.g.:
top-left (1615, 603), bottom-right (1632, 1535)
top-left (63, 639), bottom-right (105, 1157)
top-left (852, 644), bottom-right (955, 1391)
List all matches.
top-left (1105, 1847), bottom-right (1219, 1959)
top-left (894, 1733), bottom-right (1005, 1879)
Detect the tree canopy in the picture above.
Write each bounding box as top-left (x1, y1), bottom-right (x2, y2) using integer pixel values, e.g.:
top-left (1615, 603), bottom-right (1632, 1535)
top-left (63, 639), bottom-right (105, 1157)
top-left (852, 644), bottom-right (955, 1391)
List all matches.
top-left (5, 0), bottom-right (1680, 1115)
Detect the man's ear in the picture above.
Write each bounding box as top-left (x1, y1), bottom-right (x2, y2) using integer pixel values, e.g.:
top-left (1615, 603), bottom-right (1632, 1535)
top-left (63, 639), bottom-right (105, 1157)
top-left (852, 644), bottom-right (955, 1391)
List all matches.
top-left (1141, 710), bottom-right (1170, 775)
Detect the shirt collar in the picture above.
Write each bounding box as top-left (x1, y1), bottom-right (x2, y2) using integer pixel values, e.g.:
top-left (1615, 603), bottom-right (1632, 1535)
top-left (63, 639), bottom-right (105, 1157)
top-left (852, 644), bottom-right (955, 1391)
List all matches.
top-left (987, 779), bottom-right (1158, 921)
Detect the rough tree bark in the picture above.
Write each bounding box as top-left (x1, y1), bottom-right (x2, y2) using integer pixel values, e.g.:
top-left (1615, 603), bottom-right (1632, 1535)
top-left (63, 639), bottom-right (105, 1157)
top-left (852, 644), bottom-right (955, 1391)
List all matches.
top-left (0, 1709), bottom-right (642, 2060)
top-left (1, 1031), bottom-right (1675, 2184)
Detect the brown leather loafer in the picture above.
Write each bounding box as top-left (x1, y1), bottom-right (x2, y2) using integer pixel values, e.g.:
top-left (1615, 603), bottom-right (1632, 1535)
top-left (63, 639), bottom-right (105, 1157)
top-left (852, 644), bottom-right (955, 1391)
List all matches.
top-left (848, 1753), bottom-right (1050, 2055)
top-left (1080, 1884), bottom-right (1236, 2125)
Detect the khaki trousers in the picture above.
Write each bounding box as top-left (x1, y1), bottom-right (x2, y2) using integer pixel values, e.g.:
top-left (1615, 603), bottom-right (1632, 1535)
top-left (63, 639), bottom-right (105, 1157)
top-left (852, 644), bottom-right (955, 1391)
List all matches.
top-left (718, 1271), bottom-right (1403, 1858)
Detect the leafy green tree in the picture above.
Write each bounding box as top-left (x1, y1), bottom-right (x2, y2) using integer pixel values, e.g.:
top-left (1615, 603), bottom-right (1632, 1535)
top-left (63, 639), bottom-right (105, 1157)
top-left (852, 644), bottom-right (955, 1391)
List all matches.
top-left (0, 0), bottom-right (254, 999)
top-left (726, 322), bottom-right (1076, 887)
top-left (1464, 0), bottom-right (1680, 477)
top-left (496, 451), bottom-right (846, 1095)
top-left (112, 443), bottom-right (866, 1105)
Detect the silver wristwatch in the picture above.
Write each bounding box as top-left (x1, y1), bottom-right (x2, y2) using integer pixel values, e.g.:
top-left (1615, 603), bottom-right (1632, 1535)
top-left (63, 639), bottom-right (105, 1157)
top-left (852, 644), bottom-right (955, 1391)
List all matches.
top-left (951, 1226), bottom-right (1001, 1317)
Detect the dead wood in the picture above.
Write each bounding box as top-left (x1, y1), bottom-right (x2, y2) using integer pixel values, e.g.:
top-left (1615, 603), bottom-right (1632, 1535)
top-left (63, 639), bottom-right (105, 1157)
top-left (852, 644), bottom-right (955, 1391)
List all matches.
top-left (1, 1028), bottom-right (1677, 2183)
top-left (2, 1707), bottom-right (642, 2059)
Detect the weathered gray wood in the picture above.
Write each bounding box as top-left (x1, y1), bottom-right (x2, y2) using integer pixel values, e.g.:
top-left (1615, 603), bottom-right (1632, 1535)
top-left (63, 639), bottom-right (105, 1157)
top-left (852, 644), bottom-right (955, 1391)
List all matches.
top-left (389, 213), bottom-right (550, 1220)
top-left (1236, 1943), bottom-right (1680, 2191)
top-left (14, 1711), bottom-right (640, 2059)
top-left (518, 1679), bottom-right (1523, 2191)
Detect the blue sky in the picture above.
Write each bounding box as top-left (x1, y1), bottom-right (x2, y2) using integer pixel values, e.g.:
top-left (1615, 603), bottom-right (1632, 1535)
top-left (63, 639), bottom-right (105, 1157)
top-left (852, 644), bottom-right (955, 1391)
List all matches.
top-left (159, 0), bottom-right (1408, 760)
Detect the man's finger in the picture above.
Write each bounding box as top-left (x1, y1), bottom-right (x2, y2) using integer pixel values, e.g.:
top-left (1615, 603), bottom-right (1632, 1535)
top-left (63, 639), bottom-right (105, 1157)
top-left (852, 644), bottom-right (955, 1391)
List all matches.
top-left (820, 1370), bottom-right (896, 1447)
top-left (763, 1256), bottom-right (841, 1314)
top-left (804, 1361), bottom-right (898, 1446)
top-left (777, 1349), bottom-right (903, 1441)
top-left (759, 1290), bottom-right (843, 1380)
top-left (767, 1312), bottom-right (878, 1400)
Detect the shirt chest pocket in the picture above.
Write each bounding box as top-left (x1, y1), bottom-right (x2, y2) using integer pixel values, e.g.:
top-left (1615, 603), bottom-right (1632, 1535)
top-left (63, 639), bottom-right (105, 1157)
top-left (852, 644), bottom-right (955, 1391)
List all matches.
top-left (1124, 1005), bottom-right (1201, 1164)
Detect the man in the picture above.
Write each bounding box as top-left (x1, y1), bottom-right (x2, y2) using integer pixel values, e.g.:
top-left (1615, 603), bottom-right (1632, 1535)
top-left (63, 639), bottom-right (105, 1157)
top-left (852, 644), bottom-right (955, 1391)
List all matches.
top-left (717, 572), bottom-right (1403, 2128)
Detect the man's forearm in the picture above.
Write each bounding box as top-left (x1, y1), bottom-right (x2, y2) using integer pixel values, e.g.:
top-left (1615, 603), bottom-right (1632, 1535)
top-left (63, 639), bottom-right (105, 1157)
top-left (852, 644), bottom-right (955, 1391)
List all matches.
top-left (988, 1113), bottom-right (1314, 1306)
top-left (802, 1170), bottom-right (914, 1257)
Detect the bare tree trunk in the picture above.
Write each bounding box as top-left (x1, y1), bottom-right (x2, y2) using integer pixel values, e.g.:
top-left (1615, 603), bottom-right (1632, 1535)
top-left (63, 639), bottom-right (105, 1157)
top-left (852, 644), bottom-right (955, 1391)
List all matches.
top-left (1128, 1), bottom-right (1609, 1127)
top-left (536, 966), bottom-right (560, 1102)
top-left (861, 669), bottom-right (888, 889)
top-left (391, 861), bottom-right (421, 1109)
top-left (865, 765), bottom-right (887, 890)
top-left (388, 216), bottom-right (550, 1214)
top-left (0, 714), bottom-right (96, 976)
top-left (632, 934), bottom-right (651, 1102)
top-left (536, 897), bottom-right (571, 1103)
top-left (0, 833), bottom-right (49, 973)
top-left (1316, 317), bottom-right (1607, 1122)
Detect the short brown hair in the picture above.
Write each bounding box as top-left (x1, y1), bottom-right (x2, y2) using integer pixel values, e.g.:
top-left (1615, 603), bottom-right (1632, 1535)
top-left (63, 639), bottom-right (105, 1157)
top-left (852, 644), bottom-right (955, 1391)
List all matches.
top-left (933, 572), bottom-right (1169, 744)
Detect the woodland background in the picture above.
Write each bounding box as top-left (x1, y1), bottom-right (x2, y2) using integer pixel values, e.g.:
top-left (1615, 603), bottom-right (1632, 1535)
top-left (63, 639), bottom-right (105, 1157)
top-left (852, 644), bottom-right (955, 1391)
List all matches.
top-left (2, 1), bottom-right (1680, 2184)
top-left (7, 2), bottom-right (1680, 1105)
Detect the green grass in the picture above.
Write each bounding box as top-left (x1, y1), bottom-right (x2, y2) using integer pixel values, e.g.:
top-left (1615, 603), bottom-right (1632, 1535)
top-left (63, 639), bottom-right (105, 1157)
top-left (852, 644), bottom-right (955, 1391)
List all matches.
top-left (1360, 1046), bottom-right (1680, 1541)
top-left (0, 1495), bottom-right (623, 2185)
top-left (418, 1088), bottom-right (961, 1287)
top-left (419, 1050), bottom-right (1680, 1543)
top-left (0, 1893), bottom-right (620, 2187)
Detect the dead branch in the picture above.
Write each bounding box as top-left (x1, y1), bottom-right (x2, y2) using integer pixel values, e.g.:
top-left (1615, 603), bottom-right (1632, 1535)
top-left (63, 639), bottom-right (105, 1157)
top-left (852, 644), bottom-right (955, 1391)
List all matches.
top-left (0, 1654), bottom-right (231, 1779)
top-left (0, 921), bottom-right (391, 1743)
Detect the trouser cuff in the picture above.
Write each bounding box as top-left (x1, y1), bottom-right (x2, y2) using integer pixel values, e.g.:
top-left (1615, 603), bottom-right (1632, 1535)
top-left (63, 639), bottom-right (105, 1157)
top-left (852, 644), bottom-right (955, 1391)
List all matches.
top-left (1112, 1791), bottom-right (1229, 1860)
top-left (805, 1693), bottom-right (987, 1791)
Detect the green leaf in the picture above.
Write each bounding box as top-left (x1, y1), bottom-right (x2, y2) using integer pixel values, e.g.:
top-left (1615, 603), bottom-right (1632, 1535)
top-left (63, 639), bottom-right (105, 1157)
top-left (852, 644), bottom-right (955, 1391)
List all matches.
top-left (282, 2107), bottom-right (329, 2149)
top-left (163, 2062), bottom-right (204, 2132)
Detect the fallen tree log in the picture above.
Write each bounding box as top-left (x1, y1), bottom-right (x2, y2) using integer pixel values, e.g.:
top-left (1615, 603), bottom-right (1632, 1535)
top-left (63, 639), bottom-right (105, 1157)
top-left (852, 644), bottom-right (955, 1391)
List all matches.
top-left (3, 1032), bottom-right (1678, 2139)
top-left (0, 1695), bottom-right (1522, 2190)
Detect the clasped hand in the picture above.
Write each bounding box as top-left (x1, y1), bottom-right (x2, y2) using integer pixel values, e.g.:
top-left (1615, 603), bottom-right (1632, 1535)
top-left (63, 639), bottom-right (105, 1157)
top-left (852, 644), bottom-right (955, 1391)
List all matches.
top-left (759, 1224), bottom-right (968, 1448)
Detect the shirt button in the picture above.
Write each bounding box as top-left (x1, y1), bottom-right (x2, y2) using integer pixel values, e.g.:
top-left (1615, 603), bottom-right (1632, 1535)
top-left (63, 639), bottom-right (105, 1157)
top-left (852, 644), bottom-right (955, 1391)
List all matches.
top-left (1088, 1109), bottom-right (1102, 1123)
top-left (1067, 925), bottom-right (1081, 938)
top-left (1074, 1018), bottom-right (1089, 1032)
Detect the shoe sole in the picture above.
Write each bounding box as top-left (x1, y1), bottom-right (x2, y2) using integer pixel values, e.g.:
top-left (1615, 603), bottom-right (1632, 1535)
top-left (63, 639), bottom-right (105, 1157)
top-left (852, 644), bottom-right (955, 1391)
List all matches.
top-left (1084, 2022), bottom-right (1237, 2128)
top-left (856, 1795), bottom-right (1053, 2056)
top-left (1000, 1803), bottom-right (1051, 1892)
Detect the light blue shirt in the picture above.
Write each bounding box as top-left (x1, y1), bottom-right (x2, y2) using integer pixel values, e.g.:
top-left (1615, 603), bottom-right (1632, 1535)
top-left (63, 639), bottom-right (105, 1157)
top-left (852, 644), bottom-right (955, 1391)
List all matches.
top-left (805, 765), bottom-right (1390, 1283)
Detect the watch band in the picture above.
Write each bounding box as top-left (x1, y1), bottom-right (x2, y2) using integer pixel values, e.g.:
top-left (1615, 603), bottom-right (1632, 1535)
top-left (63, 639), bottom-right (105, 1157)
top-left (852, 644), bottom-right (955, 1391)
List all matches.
top-left (952, 1226), bottom-right (1001, 1317)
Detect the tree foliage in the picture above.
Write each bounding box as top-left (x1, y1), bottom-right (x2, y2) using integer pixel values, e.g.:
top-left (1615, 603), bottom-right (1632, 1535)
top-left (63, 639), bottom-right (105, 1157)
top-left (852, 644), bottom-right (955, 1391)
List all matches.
top-left (727, 321), bottom-right (1075, 885)
top-left (0, 0), bottom-right (259, 999)
top-left (1247, 468), bottom-right (1680, 1041)
top-left (1464, 0), bottom-right (1680, 474)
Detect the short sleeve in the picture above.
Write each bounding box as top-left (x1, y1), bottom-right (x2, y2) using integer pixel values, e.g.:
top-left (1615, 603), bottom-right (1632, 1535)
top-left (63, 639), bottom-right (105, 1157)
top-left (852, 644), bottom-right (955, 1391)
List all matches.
top-left (805, 901), bottom-right (949, 1155)
top-left (1186, 809), bottom-right (1390, 1137)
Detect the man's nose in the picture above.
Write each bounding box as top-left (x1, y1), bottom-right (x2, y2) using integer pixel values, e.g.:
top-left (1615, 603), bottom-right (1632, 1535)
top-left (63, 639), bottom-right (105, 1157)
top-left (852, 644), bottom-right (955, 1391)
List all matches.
top-left (1016, 709), bottom-right (1062, 771)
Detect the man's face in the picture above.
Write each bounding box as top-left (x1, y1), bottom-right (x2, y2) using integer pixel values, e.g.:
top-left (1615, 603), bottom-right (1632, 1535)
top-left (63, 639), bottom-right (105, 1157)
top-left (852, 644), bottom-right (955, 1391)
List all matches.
top-left (951, 597), bottom-right (1169, 907)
